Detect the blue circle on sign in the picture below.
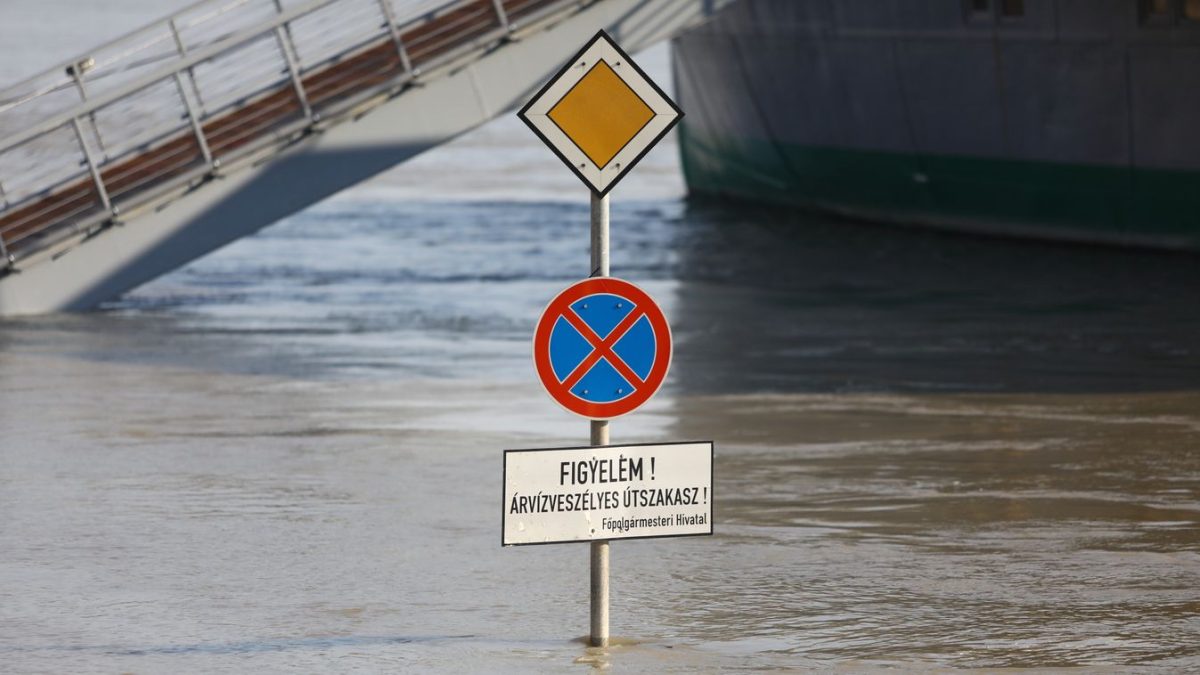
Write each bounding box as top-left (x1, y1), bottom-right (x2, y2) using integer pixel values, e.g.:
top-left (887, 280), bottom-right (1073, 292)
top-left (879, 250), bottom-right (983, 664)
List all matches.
top-left (548, 293), bottom-right (657, 404)
top-left (533, 277), bottom-right (672, 419)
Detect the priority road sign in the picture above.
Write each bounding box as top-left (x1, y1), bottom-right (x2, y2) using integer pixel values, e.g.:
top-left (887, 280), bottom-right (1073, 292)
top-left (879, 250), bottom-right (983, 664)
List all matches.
top-left (533, 277), bottom-right (671, 419)
top-left (518, 30), bottom-right (682, 196)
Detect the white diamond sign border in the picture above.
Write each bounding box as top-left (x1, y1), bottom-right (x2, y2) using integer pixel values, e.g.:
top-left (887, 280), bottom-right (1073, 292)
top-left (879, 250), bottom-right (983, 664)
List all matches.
top-left (518, 30), bottom-right (683, 196)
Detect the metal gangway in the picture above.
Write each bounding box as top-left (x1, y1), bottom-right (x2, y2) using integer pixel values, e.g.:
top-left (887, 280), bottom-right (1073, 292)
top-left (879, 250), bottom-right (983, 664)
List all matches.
top-left (0, 0), bottom-right (727, 315)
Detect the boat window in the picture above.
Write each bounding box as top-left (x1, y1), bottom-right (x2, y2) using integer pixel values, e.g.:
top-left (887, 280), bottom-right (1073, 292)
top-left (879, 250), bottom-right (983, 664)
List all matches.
top-left (967, 0), bottom-right (991, 19)
top-left (1001, 0), bottom-right (1025, 17)
top-left (1142, 0), bottom-right (1173, 22)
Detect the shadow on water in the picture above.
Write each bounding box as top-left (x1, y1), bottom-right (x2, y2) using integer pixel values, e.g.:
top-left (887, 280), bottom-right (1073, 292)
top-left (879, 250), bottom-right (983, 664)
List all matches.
top-left (3, 195), bottom-right (1197, 395)
top-left (656, 201), bottom-right (1200, 668)
top-left (669, 198), bottom-right (1200, 395)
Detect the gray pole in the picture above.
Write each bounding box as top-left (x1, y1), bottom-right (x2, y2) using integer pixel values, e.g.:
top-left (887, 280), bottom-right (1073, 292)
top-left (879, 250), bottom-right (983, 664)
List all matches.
top-left (590, 192), bottom-right (609, 278)
top-left (589, 190), bottom-right (610, 648)
top-left (590, 420), bottom-right (609, 647)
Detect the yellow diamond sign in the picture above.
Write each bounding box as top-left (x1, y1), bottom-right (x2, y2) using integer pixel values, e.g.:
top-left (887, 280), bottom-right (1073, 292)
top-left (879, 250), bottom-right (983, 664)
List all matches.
top-left (547, 61), bottom-right (655, 169)
top-left (519, 30), bottom-right (682, 196)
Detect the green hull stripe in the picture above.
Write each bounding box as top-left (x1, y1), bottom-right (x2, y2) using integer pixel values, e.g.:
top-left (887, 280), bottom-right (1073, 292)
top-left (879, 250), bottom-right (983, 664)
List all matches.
top-left (680, 126), bottom-right (1200, 247)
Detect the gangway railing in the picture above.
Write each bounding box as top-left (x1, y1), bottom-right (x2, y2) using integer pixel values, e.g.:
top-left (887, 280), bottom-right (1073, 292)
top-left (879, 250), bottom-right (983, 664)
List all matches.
top-left (0, 0), bottom-right (581, 270)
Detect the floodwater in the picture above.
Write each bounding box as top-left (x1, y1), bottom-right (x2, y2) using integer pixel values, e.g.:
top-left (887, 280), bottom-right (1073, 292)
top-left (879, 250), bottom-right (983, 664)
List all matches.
top-left (3, 4), bottom-right (1200, 673)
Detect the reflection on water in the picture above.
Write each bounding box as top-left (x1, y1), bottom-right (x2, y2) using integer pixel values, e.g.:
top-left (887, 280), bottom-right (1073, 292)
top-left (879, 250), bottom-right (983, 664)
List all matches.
top-left (1, 195), bottom-right (1198, 672)
top-left (660, 203), bottom-right (1200, 669)
top-left (671, 199), bottom-right (1200, 395)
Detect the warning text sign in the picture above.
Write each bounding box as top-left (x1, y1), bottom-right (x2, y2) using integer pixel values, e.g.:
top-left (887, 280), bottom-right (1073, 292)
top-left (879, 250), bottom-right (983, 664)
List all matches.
top-left (503, 441), bottom-right (713, 546)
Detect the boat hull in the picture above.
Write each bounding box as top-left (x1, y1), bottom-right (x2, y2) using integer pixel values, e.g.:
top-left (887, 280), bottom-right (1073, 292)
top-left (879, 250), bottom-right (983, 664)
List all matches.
top-left (672, 0), bottom-right (1200, 249)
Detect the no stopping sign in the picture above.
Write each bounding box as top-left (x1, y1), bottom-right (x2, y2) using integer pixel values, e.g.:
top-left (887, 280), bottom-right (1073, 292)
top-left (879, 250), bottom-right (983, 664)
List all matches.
top-left (533, 277), bottom-right (671, 419)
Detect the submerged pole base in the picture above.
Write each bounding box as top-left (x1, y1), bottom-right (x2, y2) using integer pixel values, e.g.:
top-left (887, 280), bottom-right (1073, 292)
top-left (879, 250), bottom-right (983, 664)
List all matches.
top-left (590, 539), bottom-right (610, 647)
top-left (590, 418), bottom-right (610, 647)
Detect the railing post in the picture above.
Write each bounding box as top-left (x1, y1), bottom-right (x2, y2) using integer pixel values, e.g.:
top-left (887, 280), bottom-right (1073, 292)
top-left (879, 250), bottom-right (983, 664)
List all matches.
top-left (173, 72), bottom-right (214, 168)
top-left (0, 179), bottom-right (10, 264)
top-left (169, 19), bottom-right (208, 116)
top-left (276, 26), bottom-right (313, 120)
top-left (376, 0), bottom-right (416, 77)
top-left (491, 0), bottom-right (512, 31)
top-left (71, 117), bottom-right (113, 214)
top-left (273, 0), bottom-right (314, 121)
top-left (0, 189), bottom-right (10, 261)
top-left (0, 177), bottom-right (7, 263)
top-left (66, 59), bottom-right (108, 158)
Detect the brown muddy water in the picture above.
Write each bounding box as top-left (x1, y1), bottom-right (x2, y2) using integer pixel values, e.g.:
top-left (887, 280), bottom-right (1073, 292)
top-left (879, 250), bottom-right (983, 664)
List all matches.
top-left (2, 6), bottom-right (1200, 670)
top-left (2, 184), bottom-right (1198, 672)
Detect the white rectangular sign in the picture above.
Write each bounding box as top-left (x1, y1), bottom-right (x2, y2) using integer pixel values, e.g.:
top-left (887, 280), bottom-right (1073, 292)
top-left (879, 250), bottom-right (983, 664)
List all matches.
top-left (503, 441), bottom-right (713, 546)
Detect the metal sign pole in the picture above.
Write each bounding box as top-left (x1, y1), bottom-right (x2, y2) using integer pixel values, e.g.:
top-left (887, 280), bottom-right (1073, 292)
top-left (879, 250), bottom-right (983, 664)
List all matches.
top-left (589, 190), bottom-right (610, 648)
top-left (590, 191), bottom-right (609, 279)
top-left (518, 29), bottom-right (682, 648)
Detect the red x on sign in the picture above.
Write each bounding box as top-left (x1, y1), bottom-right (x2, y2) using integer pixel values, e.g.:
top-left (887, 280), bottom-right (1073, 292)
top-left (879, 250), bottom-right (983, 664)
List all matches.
top-left (533, 277), bottom-right (672, 419)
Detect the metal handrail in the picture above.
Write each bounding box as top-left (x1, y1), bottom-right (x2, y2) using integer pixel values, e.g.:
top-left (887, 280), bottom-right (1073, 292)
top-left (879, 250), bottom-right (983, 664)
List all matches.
top-left (0, 0), bottom-right (452, 113)
top-left (0, 0), bottom-right (339, 156)
top-left (0, 0), bottom-right (588, 268)
top-left (0, 0), bottom-right (247, 113)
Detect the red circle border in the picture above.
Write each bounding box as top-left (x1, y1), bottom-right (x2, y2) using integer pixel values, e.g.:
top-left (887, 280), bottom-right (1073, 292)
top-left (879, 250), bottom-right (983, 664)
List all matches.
top-left (532, 277), bottom-right (672, 420)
